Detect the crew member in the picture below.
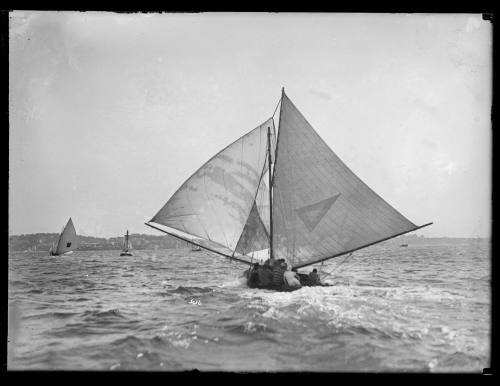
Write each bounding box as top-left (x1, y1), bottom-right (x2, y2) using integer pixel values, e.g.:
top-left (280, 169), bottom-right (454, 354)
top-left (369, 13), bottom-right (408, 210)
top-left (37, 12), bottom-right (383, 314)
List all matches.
top-left (309, 268), bottom-right (321, 285)
top-left (284, 266), bottom-right (302, 289)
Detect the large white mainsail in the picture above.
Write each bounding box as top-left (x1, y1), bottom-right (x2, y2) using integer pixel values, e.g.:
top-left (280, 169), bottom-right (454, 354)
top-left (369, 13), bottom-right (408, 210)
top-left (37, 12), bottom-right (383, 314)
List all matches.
top-left (272, 91), bottom-right (429, 268)
top-left (52, 218), bottom-right (78, 256)
top-left (149, 118), bottom-right (276, 263)
top-left (147, 89), bottom-right (431, 272)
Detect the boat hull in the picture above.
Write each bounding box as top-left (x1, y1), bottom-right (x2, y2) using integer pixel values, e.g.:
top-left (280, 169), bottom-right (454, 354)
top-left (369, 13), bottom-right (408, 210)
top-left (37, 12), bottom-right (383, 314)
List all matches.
top-left (244, 267), bottom-right (330, 292)
top-left (120, 252), bottom-right (133, 256)
top-left (49, 250), bottom-right (74, 256)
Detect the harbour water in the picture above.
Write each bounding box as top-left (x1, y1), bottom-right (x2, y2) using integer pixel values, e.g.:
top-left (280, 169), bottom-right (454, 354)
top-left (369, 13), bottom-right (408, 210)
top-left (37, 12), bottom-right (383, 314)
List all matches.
top-left (8, 241), bottom-right (490, 372)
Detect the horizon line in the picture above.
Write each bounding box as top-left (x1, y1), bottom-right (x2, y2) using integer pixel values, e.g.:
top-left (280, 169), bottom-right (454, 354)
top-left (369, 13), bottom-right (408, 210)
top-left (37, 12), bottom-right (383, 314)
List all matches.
top-left (8, 232), bottom-right (491, 240)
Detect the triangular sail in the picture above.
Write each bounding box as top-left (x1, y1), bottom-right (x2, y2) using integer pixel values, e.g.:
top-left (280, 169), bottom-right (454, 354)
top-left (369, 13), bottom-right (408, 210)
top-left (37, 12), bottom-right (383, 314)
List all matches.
top-left (55, 218), bottom-right (78, 255)
top-left (272, 93), bottom-right (419, 268)
top-left (150, 119), bottom-right (276, 261)
top-left (234, 201), bottom-right (269, 256)
top-left (234, 136), bottom-right (275, 257)
top-left (122, 231), bottom-right (132, 252)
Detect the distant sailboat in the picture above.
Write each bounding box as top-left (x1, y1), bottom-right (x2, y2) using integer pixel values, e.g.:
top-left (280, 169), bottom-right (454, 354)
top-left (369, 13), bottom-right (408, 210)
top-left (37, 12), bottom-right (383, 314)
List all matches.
top-left (120, 230), bottom-right (133, 256)
top-left (49, 218), bottom-right (78, 256)
top-left (146, 88), bottom-right (432, 291)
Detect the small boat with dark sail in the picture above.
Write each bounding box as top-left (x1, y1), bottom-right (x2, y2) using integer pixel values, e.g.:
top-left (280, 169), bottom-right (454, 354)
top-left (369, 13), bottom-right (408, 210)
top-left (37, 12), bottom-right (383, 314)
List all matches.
top-left (49, 218), bottom-right (78, 256)
top-left (146, 88), bottom-right (432, 291)
top-left (120, 230), bottom-right (133, 256)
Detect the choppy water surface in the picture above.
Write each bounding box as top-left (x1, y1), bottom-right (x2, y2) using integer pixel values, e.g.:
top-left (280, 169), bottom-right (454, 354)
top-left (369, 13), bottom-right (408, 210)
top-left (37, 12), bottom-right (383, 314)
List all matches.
top-left (8, 241), bottom-right (490, 372)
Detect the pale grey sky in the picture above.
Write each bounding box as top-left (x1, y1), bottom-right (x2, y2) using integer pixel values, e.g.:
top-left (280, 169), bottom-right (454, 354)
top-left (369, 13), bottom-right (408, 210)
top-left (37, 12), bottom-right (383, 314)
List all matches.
top-left (9, 12), bottom-right (491, 238)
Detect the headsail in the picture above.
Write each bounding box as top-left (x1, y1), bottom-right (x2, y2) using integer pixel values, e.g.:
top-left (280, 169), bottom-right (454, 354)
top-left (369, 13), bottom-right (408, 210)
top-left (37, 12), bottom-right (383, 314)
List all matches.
top-left (234, 186), bottom-right (270, 256)
top-left (272, 92), bottom-right (424, 268)
top-left (55, 218), bottom-right (78, 255)
top-left (149, 118), bottom-right (276, 263)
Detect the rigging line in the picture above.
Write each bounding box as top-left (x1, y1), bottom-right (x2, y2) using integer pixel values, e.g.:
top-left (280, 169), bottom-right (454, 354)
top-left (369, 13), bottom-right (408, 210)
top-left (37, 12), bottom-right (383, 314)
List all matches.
top-left (320, 253), bottom-right (354, 279)
top-left (145, 222), bottom-right (252, 266)
top-left (292, 222), bottom-right (433, 269)
top-left (231, 127), bottom-right (265, 258)
top-left (269, 87), bottom-right (288, 260)
top-left (271, 93), bottom-right (282, 118)
top-left (55, 224), bottom-right (65, 252)
top-left (271, 91), bottom-right (284, 187)
top-left (231, 146), bottom-right (271, 258)
top-left (267, 126), bottom-right (274, 261)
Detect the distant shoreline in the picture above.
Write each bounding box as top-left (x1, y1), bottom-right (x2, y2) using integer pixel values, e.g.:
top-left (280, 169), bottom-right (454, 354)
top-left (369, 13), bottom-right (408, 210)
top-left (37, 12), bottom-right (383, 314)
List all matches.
top-left (8, 232), bottom-right (192, 252)
top-left (8, 233), bottom-right (490, 253)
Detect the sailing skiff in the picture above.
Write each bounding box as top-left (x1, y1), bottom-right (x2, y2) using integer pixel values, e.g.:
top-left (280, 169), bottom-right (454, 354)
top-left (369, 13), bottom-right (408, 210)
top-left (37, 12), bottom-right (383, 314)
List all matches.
top-left (146, 88), bottom-right (432, 291)
top-left (120, 230), bottom-right (133, 256)
top-left (49, 218), bottom-right (78, 256)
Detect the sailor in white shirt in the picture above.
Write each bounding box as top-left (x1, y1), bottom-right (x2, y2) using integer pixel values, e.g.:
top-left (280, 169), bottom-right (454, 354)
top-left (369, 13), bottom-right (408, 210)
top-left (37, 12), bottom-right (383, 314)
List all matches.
top-left (283, 267), bottom-right (302, 289)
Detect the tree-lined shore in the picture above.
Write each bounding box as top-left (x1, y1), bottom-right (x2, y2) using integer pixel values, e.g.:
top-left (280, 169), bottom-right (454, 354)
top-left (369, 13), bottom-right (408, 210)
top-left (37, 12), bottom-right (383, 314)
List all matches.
top-left (8, 233), bottom-right (192, 252)
top-left (8, 232), bottom-right (490, 253)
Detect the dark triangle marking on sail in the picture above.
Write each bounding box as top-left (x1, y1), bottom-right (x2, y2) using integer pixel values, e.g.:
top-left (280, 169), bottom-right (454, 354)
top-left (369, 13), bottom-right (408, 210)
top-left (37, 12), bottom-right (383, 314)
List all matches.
top-left (272, 92), bottom-right (418, 268)
top-left (295, 194), bottom-right (341, 232)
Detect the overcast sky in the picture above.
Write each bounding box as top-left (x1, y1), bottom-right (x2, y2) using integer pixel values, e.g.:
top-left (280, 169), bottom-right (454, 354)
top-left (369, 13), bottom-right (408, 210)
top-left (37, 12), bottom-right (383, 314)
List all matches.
top-left (9, 12), bottom-right (491, 238)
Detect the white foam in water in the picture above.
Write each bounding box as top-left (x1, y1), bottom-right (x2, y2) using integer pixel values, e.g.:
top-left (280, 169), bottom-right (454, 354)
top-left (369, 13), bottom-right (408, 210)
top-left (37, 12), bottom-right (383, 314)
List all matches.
top-left (219, 276), bottom-right (247, 288)
top-left (8, 242), bottom-right (490, 372)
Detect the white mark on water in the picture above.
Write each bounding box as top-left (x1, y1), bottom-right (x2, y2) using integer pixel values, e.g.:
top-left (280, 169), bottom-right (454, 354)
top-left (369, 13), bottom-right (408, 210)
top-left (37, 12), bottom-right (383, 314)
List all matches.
top-left (428, 358), bottom-right (438, 371)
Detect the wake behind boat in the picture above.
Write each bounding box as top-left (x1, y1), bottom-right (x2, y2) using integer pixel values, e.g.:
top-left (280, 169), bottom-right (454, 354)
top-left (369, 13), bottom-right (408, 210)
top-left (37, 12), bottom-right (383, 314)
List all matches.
top-left (49, 217), bottom-right (78, 256)
top-left (146, 88), bottom-right (432, 291)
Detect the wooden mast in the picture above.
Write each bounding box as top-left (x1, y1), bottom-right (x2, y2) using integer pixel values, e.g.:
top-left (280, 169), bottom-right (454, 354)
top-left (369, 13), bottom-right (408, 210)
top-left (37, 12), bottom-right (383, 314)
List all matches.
top-left (267, 126), bottom-right (274, 261)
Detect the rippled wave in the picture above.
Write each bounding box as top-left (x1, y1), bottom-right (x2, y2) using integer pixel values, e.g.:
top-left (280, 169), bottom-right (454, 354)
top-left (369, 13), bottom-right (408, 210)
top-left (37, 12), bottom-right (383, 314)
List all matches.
top-left (8, 243), bottom-right (490, 372)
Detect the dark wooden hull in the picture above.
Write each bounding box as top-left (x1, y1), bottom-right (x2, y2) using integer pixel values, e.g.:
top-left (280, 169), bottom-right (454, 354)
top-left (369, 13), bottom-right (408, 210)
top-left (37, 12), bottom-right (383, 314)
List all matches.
top-left (244, 268), bottom-right (329, 292)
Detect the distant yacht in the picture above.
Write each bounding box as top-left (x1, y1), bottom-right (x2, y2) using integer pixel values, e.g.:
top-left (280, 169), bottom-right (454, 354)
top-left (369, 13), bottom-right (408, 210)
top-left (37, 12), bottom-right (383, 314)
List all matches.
top-left (49, 218), bottom-right (78, 256)
top-left (120, 230), bottom-right (133, 256)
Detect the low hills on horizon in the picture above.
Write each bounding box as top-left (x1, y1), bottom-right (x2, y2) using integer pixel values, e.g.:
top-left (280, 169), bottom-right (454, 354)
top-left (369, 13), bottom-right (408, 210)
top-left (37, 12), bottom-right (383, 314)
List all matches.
top-left (8, 232), bottom-right (490, 253)
top-left (8, 232), bottom-right (190, 252)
